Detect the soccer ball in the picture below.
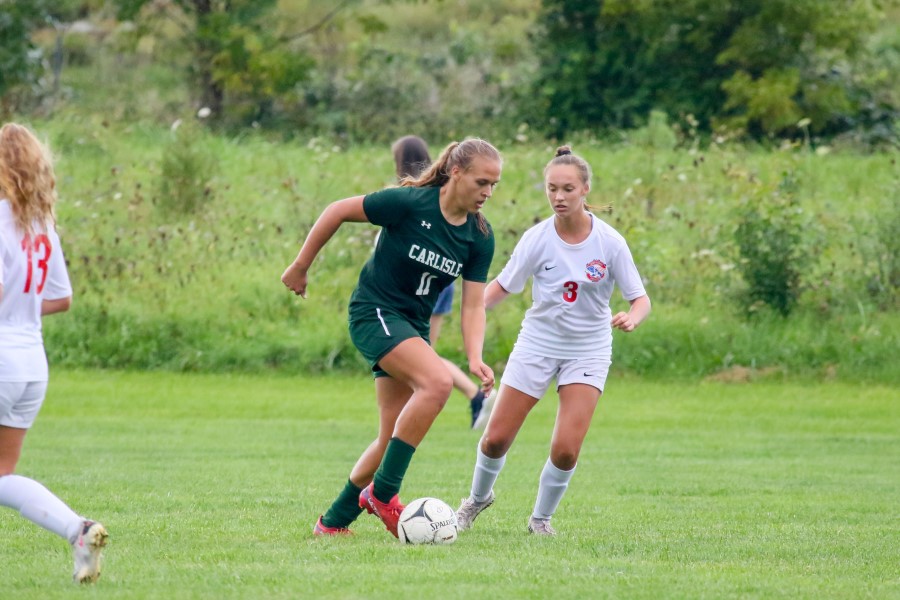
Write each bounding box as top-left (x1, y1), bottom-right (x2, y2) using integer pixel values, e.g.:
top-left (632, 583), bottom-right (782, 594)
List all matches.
top-left (397, 497), bottom-right (458, 545)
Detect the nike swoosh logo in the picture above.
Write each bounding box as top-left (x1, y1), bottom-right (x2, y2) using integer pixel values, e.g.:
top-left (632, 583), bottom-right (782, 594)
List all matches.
top-left (544, 265), bottom-right (556, 270)
top-left (583, 373), bottom-right (595, 377)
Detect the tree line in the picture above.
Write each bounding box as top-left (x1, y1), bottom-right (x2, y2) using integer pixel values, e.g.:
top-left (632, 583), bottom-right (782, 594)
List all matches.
top-left (2, 0), bottom-right (898, 146)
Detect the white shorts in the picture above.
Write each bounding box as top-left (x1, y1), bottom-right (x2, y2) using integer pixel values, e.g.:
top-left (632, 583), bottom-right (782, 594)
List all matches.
top-left (0, 381), bottom-right (48, 429)
top-left (500, 347), bottom-right (611, 399)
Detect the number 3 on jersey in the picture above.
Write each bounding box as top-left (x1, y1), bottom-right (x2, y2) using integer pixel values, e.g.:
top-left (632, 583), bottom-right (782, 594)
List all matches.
top-left (21, 234), bottom-right (52, 294)
top-left (563, 281), bottom-right (578, 303)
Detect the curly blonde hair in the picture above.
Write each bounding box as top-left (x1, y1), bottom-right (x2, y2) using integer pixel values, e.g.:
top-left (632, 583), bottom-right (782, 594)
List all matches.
top-left (0, 123), bottom-right (57, 235)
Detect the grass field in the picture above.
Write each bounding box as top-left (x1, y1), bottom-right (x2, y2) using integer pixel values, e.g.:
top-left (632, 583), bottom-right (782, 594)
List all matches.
top-left (2, 370), bottom-right (897, 599)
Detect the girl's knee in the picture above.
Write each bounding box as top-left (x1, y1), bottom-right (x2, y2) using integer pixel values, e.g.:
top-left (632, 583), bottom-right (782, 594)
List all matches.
top-left (481, 434), bottom-right (511, 458)
top-left (550, 449), bottom-right (578, 471)
top-left (421, 372), bottom-right (453, 408)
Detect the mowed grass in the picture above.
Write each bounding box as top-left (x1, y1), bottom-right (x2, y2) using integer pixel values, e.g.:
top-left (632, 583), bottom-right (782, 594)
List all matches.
top-left (2, 370), bottom-right (897, 599)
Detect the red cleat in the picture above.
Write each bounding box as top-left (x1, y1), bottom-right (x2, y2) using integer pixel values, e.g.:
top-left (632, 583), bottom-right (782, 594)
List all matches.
top-left (313, 515), bottom-right (352, 536)
top-left (358, 482), bottom-right (405, 538)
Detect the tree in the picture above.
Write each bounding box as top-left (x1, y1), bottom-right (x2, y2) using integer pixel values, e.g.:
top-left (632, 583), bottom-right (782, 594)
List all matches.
top-left (0, 0), bottom-right (48, 115)
top-left (527, 0), bottom-right (889, 140)
top-left (112, 0), bottom-right (347, 125)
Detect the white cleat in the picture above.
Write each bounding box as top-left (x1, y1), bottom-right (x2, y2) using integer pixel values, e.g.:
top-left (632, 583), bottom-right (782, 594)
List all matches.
top-left (72, 520), bottom-right (108, 583)
top-left (472, 389), bottom-right (497, 430)
top-left (527, 516), bottom-right (557, 536)
top-left (456, 490), bottom-right (495, 531)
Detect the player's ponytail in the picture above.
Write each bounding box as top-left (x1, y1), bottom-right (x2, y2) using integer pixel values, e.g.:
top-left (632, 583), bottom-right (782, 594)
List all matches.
top-left (405, 138), bottom-right (500, 236)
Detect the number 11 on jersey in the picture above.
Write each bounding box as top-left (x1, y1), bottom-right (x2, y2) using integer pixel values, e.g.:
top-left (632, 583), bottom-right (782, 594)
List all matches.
top-left (416, 272), bottom-right (437, 296)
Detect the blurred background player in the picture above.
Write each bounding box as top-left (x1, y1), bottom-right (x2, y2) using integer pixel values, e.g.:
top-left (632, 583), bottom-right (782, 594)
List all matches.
top-left (392, 135), bottom-right (496, 429)
top-left (0, 122), bottom-right (108, 582)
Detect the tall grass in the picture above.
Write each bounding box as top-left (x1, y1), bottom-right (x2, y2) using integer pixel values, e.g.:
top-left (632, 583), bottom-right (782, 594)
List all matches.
top-left (29, 117), bottom-right (899, 381)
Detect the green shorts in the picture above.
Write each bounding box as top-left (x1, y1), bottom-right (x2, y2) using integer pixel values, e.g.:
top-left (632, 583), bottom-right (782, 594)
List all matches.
top-left (349, 305), bottom-right (430, 378)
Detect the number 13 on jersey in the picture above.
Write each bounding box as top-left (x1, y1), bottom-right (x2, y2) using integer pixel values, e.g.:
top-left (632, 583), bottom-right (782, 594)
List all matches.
top-left (21, 233), bottom-right (52, 294)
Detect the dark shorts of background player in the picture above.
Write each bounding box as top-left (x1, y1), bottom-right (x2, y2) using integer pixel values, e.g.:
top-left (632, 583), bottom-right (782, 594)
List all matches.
top-left (349, 305), bottom-right (430, 379)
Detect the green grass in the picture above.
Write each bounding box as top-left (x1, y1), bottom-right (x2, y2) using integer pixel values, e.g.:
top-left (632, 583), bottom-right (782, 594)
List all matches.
top-left (3, 370), bottom-right (897, 598)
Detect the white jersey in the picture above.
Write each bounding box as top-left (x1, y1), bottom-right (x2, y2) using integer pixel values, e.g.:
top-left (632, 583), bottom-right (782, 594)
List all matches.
top-left (0, 199), bottom-right (72, 381)
top-left (497, 213), bottom-right (646, 359)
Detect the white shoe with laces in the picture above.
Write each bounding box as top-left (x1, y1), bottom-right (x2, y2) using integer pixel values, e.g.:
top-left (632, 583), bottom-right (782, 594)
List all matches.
top-left (456, 490), bottom-right (495, 530)
top-left (527, 516), bottom-right (557, 536)
top-left (72, 520), bottom-right (108, 583)
top-left (472, 389), bottom-right (497, 430)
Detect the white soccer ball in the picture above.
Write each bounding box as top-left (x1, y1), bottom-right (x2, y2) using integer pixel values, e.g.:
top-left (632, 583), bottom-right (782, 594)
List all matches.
top-left (397, 497), bottom-right (458, 545)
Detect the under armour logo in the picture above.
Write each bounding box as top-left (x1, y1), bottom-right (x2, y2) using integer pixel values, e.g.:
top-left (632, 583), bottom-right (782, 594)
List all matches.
top-left (421, 221), bottom-right (432, 229)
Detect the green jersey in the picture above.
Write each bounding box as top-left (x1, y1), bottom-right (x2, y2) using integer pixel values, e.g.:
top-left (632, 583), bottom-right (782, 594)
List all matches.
top-left (349, 186), bottom-right (494, 331)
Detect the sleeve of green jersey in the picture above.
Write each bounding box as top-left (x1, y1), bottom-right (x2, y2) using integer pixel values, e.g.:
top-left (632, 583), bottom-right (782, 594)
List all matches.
top-left (461, 222), bottom-right (495, 283)
top-left (363, 187), bottom-right (410, 227)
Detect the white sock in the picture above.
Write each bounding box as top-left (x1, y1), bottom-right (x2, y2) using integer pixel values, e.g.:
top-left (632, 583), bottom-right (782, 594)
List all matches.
top-left (532, 458), bottom-right (576, 520)
top-left (0, 474), bottom-right (83, 542)
top-left (470, 444), bottom-right (506, 503)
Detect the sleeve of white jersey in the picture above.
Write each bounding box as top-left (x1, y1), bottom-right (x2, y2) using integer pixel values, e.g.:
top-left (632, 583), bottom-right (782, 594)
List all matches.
top-left (43, 229), bottom-right (73, 300)
top-left (496, 227), bottom-right (539, 294)
top-left (611, 241), bottom-right (646, 301)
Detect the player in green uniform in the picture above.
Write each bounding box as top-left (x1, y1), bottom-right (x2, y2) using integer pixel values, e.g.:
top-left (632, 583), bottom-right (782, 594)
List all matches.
top-left (282, 138), bottom-right (502, 538)
top-left (392, 135), bottom-right (495, 429)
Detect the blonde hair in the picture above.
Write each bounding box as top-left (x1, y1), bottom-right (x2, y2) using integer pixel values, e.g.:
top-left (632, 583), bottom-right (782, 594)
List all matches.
top-left (544, 145), bottom-right (611, 213)
top-left (402, 137), bottom-right (502, 236)
top-left (0, 123), bottom-right (57, 235)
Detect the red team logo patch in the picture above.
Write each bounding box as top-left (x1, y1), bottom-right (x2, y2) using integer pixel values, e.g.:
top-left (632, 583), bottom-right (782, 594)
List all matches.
top-left (585, 259), bottom-right (607, 282)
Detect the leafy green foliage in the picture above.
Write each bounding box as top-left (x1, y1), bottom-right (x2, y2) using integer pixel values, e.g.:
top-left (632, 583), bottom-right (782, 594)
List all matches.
top-left (732, 172), bottom-right (804, 316)
top-left (157, 120), bottom-right (218, 215)
top-left (859, 191), bottom-right (900, 310)
top-left (7, 1), bottom-right (897, 145)
top-left (0, 0), bottom-right (48, 114)
top-left (527, 0), bottom-right (894, 142)
top-left (29, 120), bottom-right (899, 382)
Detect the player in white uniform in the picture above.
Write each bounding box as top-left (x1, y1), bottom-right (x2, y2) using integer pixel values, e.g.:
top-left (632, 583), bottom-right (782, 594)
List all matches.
top-left (456, 145), bottom-right (651, 535)
top-left (0, 123), bottom-right (108, 582)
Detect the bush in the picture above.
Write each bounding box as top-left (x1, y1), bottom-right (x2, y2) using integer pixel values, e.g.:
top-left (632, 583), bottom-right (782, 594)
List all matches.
top-left (732, 171), bottom-right (804, 316)
top-left (157, 120), bottom-right (218, 215)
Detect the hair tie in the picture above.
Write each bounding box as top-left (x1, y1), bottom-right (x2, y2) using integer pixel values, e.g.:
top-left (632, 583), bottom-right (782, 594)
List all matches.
top-left (557, 148), bottom-right (572, 157)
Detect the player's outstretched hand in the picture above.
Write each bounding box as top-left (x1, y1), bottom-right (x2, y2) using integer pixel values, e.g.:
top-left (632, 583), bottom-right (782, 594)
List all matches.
top-left (611, 311), bottom-right (636, 332)
top-left (469, 361), bottom-right (495, 395)
top-left (281, 263), bottom-right (308, 298)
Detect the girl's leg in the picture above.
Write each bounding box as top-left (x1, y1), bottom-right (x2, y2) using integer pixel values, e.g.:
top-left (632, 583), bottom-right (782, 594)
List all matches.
top-left (318, 377), bottom-right (410, 531)
top-left (457, 384), bottom-right (538, 530)
top-left (0, 409), bottom-right (84, 542)
top-left (349, 376), bottom-right (412, 485)
top-left (0, 422), bottom-right (26, 475)
top-left (377, 336), bottom-right (453, 447)
top-left (531, 383), bottom-right (600, 529)
top-left (0, 381), bottom-right (85, 542)
top-left (356, 338), bottom-right (455, 535)
top-left (480, 384), bottom-right (539, 459)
